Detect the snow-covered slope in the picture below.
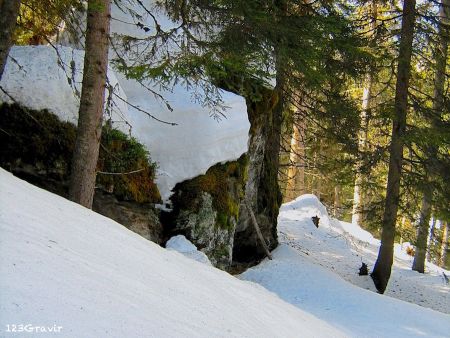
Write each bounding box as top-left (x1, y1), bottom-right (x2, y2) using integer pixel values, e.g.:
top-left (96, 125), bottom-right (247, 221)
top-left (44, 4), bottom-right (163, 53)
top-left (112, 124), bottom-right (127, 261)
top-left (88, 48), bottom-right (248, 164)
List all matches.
top-left (0, 169), bottom-right (342, 338)
top-left (241, 194), bottom-right (450, 337)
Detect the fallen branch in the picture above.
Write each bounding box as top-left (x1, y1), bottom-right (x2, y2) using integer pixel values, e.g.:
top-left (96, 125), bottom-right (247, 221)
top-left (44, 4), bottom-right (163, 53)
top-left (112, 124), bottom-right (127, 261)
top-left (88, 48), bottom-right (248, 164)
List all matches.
top-left (244, 200), bottom-right (273, 260)
top-left (97, 168), bottom-right (145, 176)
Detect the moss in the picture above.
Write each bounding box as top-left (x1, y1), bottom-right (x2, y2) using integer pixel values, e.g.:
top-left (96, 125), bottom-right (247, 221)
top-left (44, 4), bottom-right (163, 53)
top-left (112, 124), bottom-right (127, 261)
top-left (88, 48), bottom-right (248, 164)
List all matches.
top-left (97, 127), bottom-right (161, 203)
top-left (171, 153), bottom-right (248, 230)
top-left (0, 103), bottom-right (161, 203)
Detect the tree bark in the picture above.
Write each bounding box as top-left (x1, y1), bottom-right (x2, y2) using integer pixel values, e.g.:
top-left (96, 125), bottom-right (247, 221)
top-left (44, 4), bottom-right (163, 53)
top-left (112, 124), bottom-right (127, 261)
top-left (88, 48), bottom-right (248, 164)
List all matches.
top-left (412, 0), bottom-right (449, 273)
top-left (69, 0), bottom-right (111, 208)
top-left (285, 115), bottom-right (306, 201)
top-left (440, 222), bottom-right (448, 268)
top-left (352, 0), bottom-right (377, 226)
top-left (334, 185), bottom-right (342, 218)
top-left (426, 217), bottom-right (436, 262)
top-left (371, 0), bottom-right (416, 294)
top-left (0, 0), bottom-right (21, 81)
top-left (412, 186), bottom-right (432, 272)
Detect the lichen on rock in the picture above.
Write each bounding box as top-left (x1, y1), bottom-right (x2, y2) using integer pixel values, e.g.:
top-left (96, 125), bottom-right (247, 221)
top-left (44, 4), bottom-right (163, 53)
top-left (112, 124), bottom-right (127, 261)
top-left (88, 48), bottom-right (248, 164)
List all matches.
top-left (167, 155), bottom-right (248, 270)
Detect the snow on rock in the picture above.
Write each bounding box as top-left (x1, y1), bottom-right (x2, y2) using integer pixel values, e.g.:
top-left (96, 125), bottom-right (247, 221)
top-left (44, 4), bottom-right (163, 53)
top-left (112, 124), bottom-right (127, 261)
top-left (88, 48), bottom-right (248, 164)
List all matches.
top-left (0, 44), bottom-right (249, 201)
top-left (54, 1), bottom-right (251, 201)
top-left (0, 169), bottom-right (343, 338)
top-left (166, 235), bottom-right (212, 266)
top-left (0, 45), bottom-right (129, 130)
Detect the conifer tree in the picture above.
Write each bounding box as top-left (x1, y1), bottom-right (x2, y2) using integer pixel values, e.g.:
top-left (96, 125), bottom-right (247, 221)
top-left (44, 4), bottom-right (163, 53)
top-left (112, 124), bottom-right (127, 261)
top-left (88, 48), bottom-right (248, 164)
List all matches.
top-left (412, 0), bottom-right (449, 273)
top-left (69, 0), bottom-right (111, 208)
top-left (371, 0), bottom-right (416, 293)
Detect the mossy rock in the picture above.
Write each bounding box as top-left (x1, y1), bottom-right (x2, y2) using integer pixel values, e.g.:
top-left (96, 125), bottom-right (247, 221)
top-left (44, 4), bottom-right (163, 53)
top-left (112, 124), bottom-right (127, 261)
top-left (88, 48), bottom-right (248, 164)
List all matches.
top-left (0, 103), bottom-right (161, 204)
top-left (168, 154), bottom-right (248, 269)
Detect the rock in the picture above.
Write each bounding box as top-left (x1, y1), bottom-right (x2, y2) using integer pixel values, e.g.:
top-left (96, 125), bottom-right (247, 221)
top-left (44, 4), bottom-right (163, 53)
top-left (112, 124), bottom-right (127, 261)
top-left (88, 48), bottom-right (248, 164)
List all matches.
top-left (167, 155), bottom-right (247, 270)
top-left (93, 190), bottom-right (162, 244)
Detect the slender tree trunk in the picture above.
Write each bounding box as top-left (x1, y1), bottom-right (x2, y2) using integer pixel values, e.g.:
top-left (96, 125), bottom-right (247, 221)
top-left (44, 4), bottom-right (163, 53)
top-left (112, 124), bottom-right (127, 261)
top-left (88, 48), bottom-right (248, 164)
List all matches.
top-left (352, 0), bottom-right (377, 226)
top-left (0, 0), bottom-right (21, 81)
top-left (412, 187), bottom-right (432, 272)
top-left (352, 74), bottom-right (371, 225)
top-left (399, 216), bottom-right (406, 246)
top-left (371, 0), bottom-right (416, 294)
top-left (412, 0), bottom-right (449, 272)
top-left (285, 115), bottom-right (306, 201)
top-left (426, 217), bottom-right (436, 262)
top-left (440, 222), bottom-right (448, 268)
top-left (334, 185), bottom-right (342, 218)
top-left (69, 0), bottom-right (111, 208)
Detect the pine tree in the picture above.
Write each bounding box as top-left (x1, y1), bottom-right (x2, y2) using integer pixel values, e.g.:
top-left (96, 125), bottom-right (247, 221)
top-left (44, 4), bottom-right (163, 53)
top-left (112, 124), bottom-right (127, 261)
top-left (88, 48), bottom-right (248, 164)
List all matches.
top-left (412, 0), bottom-right (449, 273)
top-left (69, 0), bottom-right (111, 208)
top-left (371, 0), bottom-right (416, 293)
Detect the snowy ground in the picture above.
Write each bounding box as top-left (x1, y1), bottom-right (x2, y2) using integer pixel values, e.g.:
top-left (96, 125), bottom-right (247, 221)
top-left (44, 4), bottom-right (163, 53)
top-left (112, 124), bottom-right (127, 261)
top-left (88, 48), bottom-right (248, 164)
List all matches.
top-left (241, 195), bottom-right (450, 337)
top-left (2, 172), bottom-right (450, 337)
top-left (0, 169), bottom-right (343, 338)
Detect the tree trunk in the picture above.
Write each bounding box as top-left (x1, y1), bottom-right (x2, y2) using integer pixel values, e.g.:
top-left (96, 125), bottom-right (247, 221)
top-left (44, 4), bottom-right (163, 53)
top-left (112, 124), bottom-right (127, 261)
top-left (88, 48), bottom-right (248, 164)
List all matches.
top-left (440, 222), bottom-right (448, 268)
top-left (0, 0), bottom-right (21, 81)
top-left (285, 115), bottom-right (306, 201)
top-left (412, 186), bottom-right (432, 273)
top-left (426, 217), bottom-right (436, 262)
top-left (352, 73), bottom-right (371, 226)
top-left (352, 0), bottom-right (377, 226)
top-left (371, 0), bottom-right (416, 294)
top-left (334, 185), bottom-right (342, 218)
top-left (69, 0), bottom-right (111, 208)
top-left (412, 0), bottom-right (449, 273)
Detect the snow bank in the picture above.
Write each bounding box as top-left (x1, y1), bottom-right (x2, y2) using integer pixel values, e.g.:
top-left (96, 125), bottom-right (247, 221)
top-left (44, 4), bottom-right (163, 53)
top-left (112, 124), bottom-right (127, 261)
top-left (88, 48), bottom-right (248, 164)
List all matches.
top-left (166, 235), bottom-right (212, 266)
top-left (0, 169), bottom-right (343, 338)
top-left (281, 194), bottom-right (332, 229)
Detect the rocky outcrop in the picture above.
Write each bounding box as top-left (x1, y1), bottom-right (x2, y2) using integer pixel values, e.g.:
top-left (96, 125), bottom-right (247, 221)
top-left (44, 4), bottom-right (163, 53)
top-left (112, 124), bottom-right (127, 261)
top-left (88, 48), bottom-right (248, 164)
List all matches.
top-left (0, 103), bottom-right (163, 244)
top-left (167, 155), bottom-right (247, 270)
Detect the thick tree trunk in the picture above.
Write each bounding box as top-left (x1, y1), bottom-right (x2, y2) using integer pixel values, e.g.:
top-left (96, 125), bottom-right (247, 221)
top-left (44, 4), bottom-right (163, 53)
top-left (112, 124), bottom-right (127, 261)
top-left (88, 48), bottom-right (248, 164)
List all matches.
top-left (440, 222), bottom-right (448, 268)
top-left (371, 0), bottom-right (416, 294)
top-left (69, 0), bottom-right (111, 208)
top-left (0, 0), bottom-right (21, 81)
top-left (233, 85), bottom-right (282, 262)
top-left (412, 0), bottom-right (449, 273)
top-left (412, 187), bottom-right (432, 273)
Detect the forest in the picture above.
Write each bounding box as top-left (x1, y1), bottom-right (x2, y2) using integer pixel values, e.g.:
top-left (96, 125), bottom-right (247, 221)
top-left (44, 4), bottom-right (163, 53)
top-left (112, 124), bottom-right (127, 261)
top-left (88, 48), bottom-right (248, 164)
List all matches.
top-left (0, 0), bottom-right (449, 337)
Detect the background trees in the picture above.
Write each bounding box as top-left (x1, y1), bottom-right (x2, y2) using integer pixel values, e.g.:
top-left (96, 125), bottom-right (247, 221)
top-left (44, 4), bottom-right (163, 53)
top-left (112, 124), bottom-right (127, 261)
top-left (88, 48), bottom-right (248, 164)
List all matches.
top-left (1, 0), bottom-right (448, 271)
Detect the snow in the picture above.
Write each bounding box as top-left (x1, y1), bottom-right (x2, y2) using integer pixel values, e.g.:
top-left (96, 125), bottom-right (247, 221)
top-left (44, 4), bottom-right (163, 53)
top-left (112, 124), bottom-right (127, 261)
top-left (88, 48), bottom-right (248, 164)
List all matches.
top-left (166, 235), bottom-right (212, 266)
top-left (0, 45), bottom-right (128, 129)
top-left (0, 44), bottom-right (249, 201)
top-left (241, 194), bottom-right (450, 337)
top-left (0, 169), bottom-right (343, 338)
